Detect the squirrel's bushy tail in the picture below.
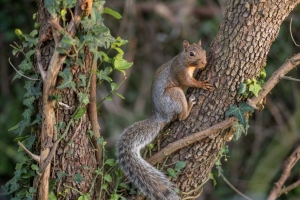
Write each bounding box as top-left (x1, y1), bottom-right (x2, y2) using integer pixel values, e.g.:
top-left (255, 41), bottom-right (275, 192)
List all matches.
top-left (117, 116), bottom-right (179, 200)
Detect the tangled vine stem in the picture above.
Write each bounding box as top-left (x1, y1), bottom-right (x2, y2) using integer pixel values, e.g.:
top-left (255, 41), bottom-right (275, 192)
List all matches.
top-left (267, 145), bottom-right (300, 200)
top-left (148, 53), bottom-right (300, 166)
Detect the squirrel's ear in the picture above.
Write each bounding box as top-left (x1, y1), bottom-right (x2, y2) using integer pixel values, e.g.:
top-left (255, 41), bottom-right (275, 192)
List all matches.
top-left (183, 40), bottom-right (190, 51)
top-left (198, 40), bottom-right (202, 46)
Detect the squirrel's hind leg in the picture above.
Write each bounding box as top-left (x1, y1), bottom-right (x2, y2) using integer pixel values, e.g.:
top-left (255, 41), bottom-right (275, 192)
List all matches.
top-left (164, 87), bottom-right (192, 121)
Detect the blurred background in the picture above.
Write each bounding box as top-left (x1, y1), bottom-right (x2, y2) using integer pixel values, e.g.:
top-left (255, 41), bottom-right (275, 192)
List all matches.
top-left (1, 0), bottom-right (300, 199)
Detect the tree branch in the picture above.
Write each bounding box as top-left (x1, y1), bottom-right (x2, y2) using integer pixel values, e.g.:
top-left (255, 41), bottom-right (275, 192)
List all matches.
top-left (17, 141), bottom-right (40, 163)
top-left (148, 53), bottom-right (300, 166)
top-left (267, 145), bottom-right (300, 200)
top-left (247, 53), bottom-right (300, 108)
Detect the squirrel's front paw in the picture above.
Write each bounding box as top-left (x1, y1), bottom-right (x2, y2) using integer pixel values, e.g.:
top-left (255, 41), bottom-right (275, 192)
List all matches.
top-left (202, 80), bottom-right (214, 91)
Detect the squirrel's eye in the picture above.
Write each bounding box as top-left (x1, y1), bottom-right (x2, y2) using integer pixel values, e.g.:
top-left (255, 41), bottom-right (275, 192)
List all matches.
top-left (190, 52), bottom-right (195, 56)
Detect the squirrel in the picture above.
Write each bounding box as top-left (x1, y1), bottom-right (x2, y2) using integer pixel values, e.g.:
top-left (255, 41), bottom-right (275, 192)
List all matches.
top-left (117, 40), bottom-right (213, 200)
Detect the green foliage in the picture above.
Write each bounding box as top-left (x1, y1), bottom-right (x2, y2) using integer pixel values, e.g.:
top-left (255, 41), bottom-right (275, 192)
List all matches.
top-left (232, 121), bottom-right (248, 141)
top-left (225, 102), bottom-right (254, 127)
top-left (167, 161), bottom-right (187, 178)
top-left (239, 67), bottom-right (267, 98)
top-left (103, 7), bottom-right (122, 19)
top-left (5, 1), bottom-right (132, 199)
top-left (215, 146), bottom-right (229, 177)
top-left (57, 68), bottom-right (77, 91)
top-left (74, 173), bottom-right (84, 183)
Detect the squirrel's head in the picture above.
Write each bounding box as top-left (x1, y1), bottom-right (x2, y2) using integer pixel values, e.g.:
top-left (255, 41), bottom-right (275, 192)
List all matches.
top-left (182, 40), bottom-right (207, 69)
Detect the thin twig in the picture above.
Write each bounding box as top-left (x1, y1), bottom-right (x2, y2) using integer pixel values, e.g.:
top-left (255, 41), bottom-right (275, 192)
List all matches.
top-left (220, 172), bottom-right (252, 200)
top-left (267, 145), bottom-right (300, 200)
top-left (18, 141), bottom-right (40, 163)
top-left (289, 18), bottom-right (300, 47)
top-left (9, 58), bottom-right (40, 81)
top-left (278, 179), bottom-right (300, 196)
top-left (281, 76), bottom-right (300, 82)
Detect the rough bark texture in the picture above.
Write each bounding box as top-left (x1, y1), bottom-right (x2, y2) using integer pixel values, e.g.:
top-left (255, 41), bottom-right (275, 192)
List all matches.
top-left (147, 0), bottom-right (300, 199)
top-left (36, 0), bottom-right (98, 199)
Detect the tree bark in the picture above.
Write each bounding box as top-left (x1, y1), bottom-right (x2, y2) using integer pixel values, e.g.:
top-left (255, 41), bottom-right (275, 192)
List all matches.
top-left (35, 0), bottom-right (98, 199)
top-left (146, 0), bottom-right (300, 199)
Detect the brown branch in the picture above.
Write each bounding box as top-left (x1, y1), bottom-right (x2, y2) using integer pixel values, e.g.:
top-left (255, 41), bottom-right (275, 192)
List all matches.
top-left (148, 117), bottom-right (236, 165)
top-left (18, 141), bottom-right (40, 163)
top-left (247, 53), bottom-right (300, 108)
top-left (278, 179), bottom-right (300, 197)
top-left (148, 53), bottom-right (300, 166)
top-left (267, 145), bottom-right (300, 200)
top-left (88, 61), bottom-right (103, 166)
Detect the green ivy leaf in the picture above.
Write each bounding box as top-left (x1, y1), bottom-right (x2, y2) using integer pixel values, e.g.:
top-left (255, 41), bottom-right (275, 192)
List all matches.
top-left (174, 161), bottom-right (186, 172)
top-left (101, 182), bottom-right (108, 190)
top-left (73, 107), bottom-right (86, 120)
top-left (99, 51), bottom-right (109, 62)
top-left (113, 55), bottom-right (133, 75)
top-left (249, 83), bottom-right (262, 97)
top-left (19, 60), bottom-right (33, 72)
top-left (13, 120), bottom-right (30, 136)
top-left (45, 0), bottom-right (61, 17)
top-left (167, 168), bottom-right (177, 178)
top-left (105, 96), bottom-right (113, 101)
top-left (232, 122), bottom-right (246, 141)
top-left (8, 124), bottom-right (19, 132)
top-left (60, 35), bottom-right (75, 50)
top-left (57, 68), bottom-right (76, 91)
top-left (31, 114), bottom-right (41, 125)
top-left (56, 122), bottom-right (65, 131)
top-left (209, 173), bottom-right (217, 187)
top-left (49, 191), bottom-right (57, 200)
top-left (23, 96), bottom-right (35, 110)
top-left (31, 164), bottom-right (39, 171)
top-left (65, 0), bottom-right (76, 8)
top-left (110, 192), bottom-right (121, 200)
top-left (103, 7), bottom-right (122, 19)
top-left (78, 74), bottom-right (87, 87)
top-left (23, 135), bottom-right (36, 150)
top-left (57, 171), bottom-right (68, 181)
top-left (112, 37), bottom-right (128, 47)
top-left (104, 174), bottom-right (112, 182)
top-left (78, 92), bottom-right (90, 105)
top-left (225, 103), bottom-right (254, 127)
top-left (78, 193), bottom-right (90, 200)
top-left (104, 159), bottom-right (116, 167)
top-left (238, 83), bottom-right (247, 95)
top-left (119, 183), bottom-right (130, 190)
top-left (74, 173), bottom-right (84, 183)
top-left (96, 137), bottom-right (106, 147)
top-left (97, 68), bottom-right (112, 82)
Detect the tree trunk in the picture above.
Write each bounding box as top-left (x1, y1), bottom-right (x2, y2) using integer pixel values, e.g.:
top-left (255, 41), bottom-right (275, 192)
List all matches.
top-left (35, 0), bottom-right (98, 199)
top-left (146, 0), bottom-right (300, 199)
